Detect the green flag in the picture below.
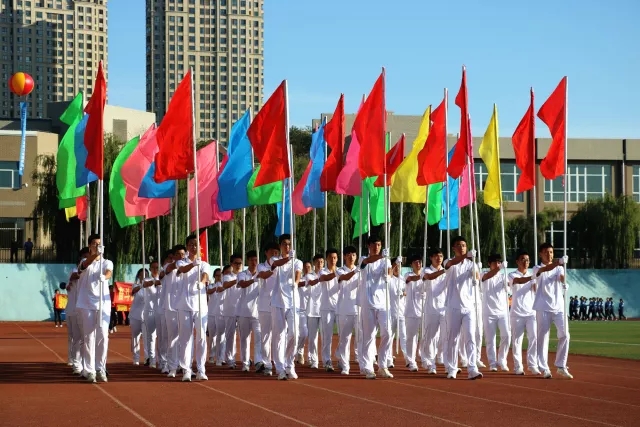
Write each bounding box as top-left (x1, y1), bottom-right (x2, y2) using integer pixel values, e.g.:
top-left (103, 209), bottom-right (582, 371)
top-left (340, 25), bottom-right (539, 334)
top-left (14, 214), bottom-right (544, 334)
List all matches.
top-left (56, 93), bottom-right (85, 206)
top-left (247, 165), bottom-right (282, 206)
top-left (351, 179), bottom-right (371, 238)
top-left (426, 182), bottom-right (444, 226)
top-left (109, 136), bottom-right (143, 228)
top-left (370, 132), bottom-right (390, 226)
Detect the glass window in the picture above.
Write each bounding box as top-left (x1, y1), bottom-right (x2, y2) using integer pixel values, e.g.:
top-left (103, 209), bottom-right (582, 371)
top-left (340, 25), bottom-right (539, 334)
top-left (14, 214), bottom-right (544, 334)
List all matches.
top-left (473, 161), bottom-right (524, 203)
top-left (0, 161), bottom-right (20, 189)
top-left (544, 221), bottom-right (571, 257)
top-left (544, 164), bottom-right (612, 202)
top-left (633, 165), bottom-right (640, 202)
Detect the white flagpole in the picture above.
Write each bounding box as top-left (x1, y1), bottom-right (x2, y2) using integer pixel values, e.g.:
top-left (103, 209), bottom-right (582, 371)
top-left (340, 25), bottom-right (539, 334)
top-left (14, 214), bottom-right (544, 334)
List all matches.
top-left (94, 182), bottom-right (99, 235)
top-left (230, 214), bottom-right (235, 257)
top-left (312, 208), bottom-right (317, 256)
top-left (397, 201), bottom-right (404, 354)
top-left (242, 208), bottom-right (246, 266)
top-left (423, 189), bottom-right (428, 265)
top-left (340, 195), bottom-right (344, 266)
top-left (563, 78), bottom-right (569, 336)
top-left (217, 142), bottom-right (224, 268)
top-left (85, 183), bottom-right (91, 241)
top-left (186, 175), bottom-right (190, 235)
top-left (323, 117), bottom-right (329, 255)
top-left (531, 88), bottom-right (539, 265)
top-left (156, 217), bottom-right (161, 267)
top-left (444, 88), bottom-right (450, 258)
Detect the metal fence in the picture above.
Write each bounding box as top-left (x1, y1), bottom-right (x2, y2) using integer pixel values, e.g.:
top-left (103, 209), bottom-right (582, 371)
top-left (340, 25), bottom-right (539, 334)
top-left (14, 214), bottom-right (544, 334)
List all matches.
top-left (0, 246), bottom-right (76, 264)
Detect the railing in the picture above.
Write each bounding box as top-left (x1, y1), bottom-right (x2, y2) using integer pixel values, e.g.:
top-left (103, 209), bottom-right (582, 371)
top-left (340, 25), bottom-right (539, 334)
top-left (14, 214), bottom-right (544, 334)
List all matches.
top-left (0, 247), bottom-right (76, 264)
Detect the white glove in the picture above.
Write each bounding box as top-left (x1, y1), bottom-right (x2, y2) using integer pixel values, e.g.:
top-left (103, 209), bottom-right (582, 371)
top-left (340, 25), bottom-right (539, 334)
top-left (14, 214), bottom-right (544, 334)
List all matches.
top-left (467, 249), bottom-right (476, 259)
top-left (560, 255), bottom-right (569, 266)
top-left (502, 260), bottom-right (508, 269)
top-left (193, 257), bottom-right (201, 266)
top-left (395, 256), bottom-right (402, 265)
top-left (382, 248), bottom-right (389, 257)
top-left (288, 250), bottom-right (295, 259)
top-left (99, 274), bottom-right (106, 282)
top-left (97, 245), bottom-right (104, 255)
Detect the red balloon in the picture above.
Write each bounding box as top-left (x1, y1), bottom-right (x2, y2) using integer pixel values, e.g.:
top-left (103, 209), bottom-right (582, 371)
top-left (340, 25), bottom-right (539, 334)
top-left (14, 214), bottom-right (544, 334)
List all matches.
top-left (8, 72), bottom-right (35, 97)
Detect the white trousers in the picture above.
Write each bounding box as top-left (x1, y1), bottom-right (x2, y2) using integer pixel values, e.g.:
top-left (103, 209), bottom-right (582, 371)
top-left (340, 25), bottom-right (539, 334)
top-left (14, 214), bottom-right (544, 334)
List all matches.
top-left (207, 315), bottom-right (218, 360)
top-left (405, 316), bottom-right (421, 367)
top-left (178, 310), bottom-right (207, 374)
top-left (68, 314), bottom-right (83, 370)
top-left (223, 315), bottom-right (238, 365)
top-left (536, 310), bottom-right (569, 370)
top-left (422, 312), bottom-right (446, 367)
top-left (155, 311), bottom-right (167, 366)
top-left (337, 314), bottom-right (357, 371)
top-left (296, 312), bottom-right (308, 357)
top-left (459, 309), bottom-right (483, 363)
top-left (214, 315), bottom-right (227, 362)
top-left (511, 314), bottom-right (538, 371)
top-left (164, 310), bottom-right (179, 371)
top-left (306, 316), bottom-right (321, 364)
top-left (389, 314), bottom-right (407, 362)
top-left (320, 310), bottom-right (337, 365)
top-left (361, 308), bottom-right (391, 371)
top-left (67, 314), bottom-right (74, 363)
top-left (258, 311), bottom-right (273, 369)
top-left (78, 308), bottom-right (109, 375)
top-left (484, 313), bottom-right (511, 368)
top-left (144, 310), bottom-right (157, 361)
top-left (238, 316), bottom-right (262, 367)
top-left (130, 318), bottom-right (143, 362)
top-left (271, 306), bottom-right (297, 374)
top-left (445, 308), bottom-right (477, 373)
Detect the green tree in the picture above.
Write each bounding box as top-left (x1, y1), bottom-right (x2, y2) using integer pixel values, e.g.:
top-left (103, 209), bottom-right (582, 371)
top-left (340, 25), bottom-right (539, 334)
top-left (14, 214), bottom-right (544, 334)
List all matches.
top-left (505, 207), bottom-right (561, 260)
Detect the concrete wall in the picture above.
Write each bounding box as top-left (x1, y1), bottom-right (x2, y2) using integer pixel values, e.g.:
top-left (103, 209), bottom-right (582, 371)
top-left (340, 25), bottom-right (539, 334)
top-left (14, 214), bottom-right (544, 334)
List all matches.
top-left (0, 263), bottom-right (637, 321)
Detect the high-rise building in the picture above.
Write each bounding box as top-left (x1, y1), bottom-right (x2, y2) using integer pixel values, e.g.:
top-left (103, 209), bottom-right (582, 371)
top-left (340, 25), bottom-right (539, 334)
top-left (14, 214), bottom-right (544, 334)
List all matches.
top-left (146, 0), bottom-right (264, 143)
top-left (0, 0), bottom-right (108, 119)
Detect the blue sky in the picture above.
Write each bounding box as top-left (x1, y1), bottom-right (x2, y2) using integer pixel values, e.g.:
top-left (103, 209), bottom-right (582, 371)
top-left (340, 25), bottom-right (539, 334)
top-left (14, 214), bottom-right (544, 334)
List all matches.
top-left (107, 0), bottom-right (639, 138)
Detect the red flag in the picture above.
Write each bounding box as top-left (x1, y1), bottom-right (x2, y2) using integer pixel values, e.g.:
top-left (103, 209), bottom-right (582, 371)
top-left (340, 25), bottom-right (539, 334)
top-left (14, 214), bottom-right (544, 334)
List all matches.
top-left (320, 94), bottom-right (345, 192)
top-left (76, 195), bottom-right (88, 221)
top-left (417, 100), bottom-right (446, 186)
top-left (199, 229), bottom-right (208, 263)
top-left (247, 81), bottom-right (289, 187)
top-left (293, 162), bottom-right (313, 215)
top-left (154, 71), bottom-right (194, 183)
top-left (374, 134), bottom-right (405, 187)
top-left (512, 88), bottom-right (536, 193)
top-left (538, 77), bottom-right (567, 180)
top-left (447, 67), bottom-right (470, 179)
top-left (83, 61), bottom-right (106, 179)
top-left (355, 71), bottom-right (386, 179)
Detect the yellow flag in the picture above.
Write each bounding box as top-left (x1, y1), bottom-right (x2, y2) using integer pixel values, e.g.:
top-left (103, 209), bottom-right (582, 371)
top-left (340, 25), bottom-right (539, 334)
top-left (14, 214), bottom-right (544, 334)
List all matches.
top-left (390, 106), bottom-right (430, 203)
top-left (65, 206), bottom-right (77, 222)
top-left (478, 104), bottom-right (501, 209)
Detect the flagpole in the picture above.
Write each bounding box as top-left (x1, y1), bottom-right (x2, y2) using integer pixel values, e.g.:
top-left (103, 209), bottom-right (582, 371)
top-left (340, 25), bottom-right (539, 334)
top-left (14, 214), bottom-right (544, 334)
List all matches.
top-left (186, 175), bottom-right (190, 235)
top-left (382, 71), bottom-right (390, 319)
top-left (216, 141), bottom-right (224, 268)
top-left (531, 88), bottom-right (539, 265)
top-left (85, 183), bottom-right (91, 241)
top-left (189, 67), bottom-right (203, 343)
top-left (423, 189), bottom-right (428, 265)
top-left (156, 216), bottom-right (161, 268)
top-left (230, 214), bottom-right (235, 258)
top-left (172, 185), bottom-right (177, 248)
top-left (324, 121), bottom-right (328, 253)
top-left (94, 182), bottom-right (99, 235)
top-left (291, 143), bottom-right (297, 250)
top-left (439, 229), bottom-right (443, 248)
top-left (340, 195), bottom-right (344, 266)
top-left (563, 78), bottom-right (569, 336)
top-left (312, 208), bottom-right (317, 256)
top-left (444, 88), bottom-right (450, 258)
top-left (397, 201), bottom-right (404, 354)
top-left (468, 114), bottom-right (482, 263)
top-left (242, 208), bottom-right (246, 266)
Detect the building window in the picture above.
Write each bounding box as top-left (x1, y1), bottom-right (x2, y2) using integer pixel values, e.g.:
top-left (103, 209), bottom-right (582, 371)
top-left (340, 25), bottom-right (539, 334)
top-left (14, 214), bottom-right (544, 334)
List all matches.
top-left (0, 218), bottom-right (25, 248)
top-left (544, 221), bottom-right (571, 257)
top-left (544, 164), bottom-right (612, 202)
top-left (0, 161), bottom-right (21, 189)
top-left (473, 161), bottom-right (524, 203)
top-left (633, 165), bottom-right (640, 202)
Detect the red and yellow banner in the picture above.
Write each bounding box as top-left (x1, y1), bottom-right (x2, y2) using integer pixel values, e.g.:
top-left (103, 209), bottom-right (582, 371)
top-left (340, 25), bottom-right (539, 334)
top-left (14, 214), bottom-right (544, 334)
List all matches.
top-left (112, 282), bottom-right (133, 307)
top-left (55, 294), bottom-right (68, 310)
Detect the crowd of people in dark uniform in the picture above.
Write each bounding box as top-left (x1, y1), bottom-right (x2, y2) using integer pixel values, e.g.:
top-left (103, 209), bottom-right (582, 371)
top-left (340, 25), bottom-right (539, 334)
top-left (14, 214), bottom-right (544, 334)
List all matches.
top-left (569, 296), bottom-right (626, 321)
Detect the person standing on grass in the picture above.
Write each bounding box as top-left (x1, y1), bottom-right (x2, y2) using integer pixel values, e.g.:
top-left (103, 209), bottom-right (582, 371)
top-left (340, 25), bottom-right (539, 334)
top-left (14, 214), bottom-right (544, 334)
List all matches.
top-left (533, 242), bottom-right (572, 380)
top-left (618, 299), bottom-right (626, 320)
top-left (75, 233), bottom-right (113, 383)
top-left (481, 253), bottom-right (511, 373)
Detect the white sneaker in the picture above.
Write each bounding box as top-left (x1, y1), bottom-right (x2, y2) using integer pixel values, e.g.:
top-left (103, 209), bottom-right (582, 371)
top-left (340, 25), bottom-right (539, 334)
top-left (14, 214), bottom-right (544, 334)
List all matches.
top-left (556, 367), bottom-right (573, 379)
top-left (97, 371), bottom-right (108, 383)
top-left (87, 373), bottom-right (97, 383)
top-left (365, 370), bottom-right (377, 379)
top-left (325, 364), bottom-right (334, 372)
top-left (72, 367), bottom-right (82, 375)
top-left (515, 369), bottom-right (525, 375)
top-left (161, 367), bottom-right (169, 374)
top-left (500, 365), bottom-right (510, 372)
top-left (108, 329), bottom-right (113, 334)
top-left (341, 369), bottom-right (349, 375)
top-left (196, 372), bottom-right (208, 381)
top-left (529, 367), bottom-right (541, 375)
top-left (409, 365), bottom-right (418, 372)
top-left (543, 370), bottom-right (552, 379)
top-left (242, 365), bottom-right (250, 372)
top-left (447, 370), bottom-right (457, 379)
top-left (428, 368), bottom-right (437, 375)
top-left (167, 370), bottom-right (176, 378)
top-left (263, 369), bottom-right (273, 376)
top-left (67, 362), bottom-right (73, 366)
top-left (182, 371), bottom-right (192, 382)
top-left (468, 370), bottom-right (483, 380)
top-left (476, 360), bottom-right (486, 368)
top-left (286, 368), bottom-right (298, 379)
top-left (149, 360), bottom-right (156, 369)
top-left (113, 327), bottom-right (117, 332)
top-left (436, 356), bottom-right (444, 365)
top-left (310, 362), bottom-right (319, 369)
top-left (380, 368), bottom-right (394, 378)
top-left (490, 366), bottom-right (498, 372)
top-left (277, 372), bottom-right (287, 380)
top-left (215, 361), bottom-right (223, 367)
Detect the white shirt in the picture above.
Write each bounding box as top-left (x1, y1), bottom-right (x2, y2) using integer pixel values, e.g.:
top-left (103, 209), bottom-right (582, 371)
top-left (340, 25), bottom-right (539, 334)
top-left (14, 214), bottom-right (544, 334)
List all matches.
top-left (444, 257), bottom-right (479, 311)
top-left (482, 271), bottom-right (509, 316)
top-left (130, 280), bottom-right (145, 321)
top-left (319, 267), bottom-right (340, 312)
top-left (162, 264), bottom-right (182, 312)
top-left (257, 261), bottom-right (276, 312)
top-left (65, 268), bottom-right (79, 316)
top-left (155, 273), bottom-right (165, 314)
top-left (222, 271), bottom-right (242, 316)
top-left (389, 275), bottom-right (405, 317)
top-left (403, 271), bottom-right (424, 319)
top-left (423, 265), bottom-right (447, 315)
top-left (175, 258), bottom-right (210, 313)
top-left (361, 257), bottom-right (392, 310)
top-left (207, 282), bottom-right (222, 317)
top-left (297, 280), bottom-right (309, 314)
top-left (143, 275), bottom-right (159, 312)
top-left (532, 264), bottom-right (566, 313)
top-left (236, 269), bottom-right (260, 318)
top-left (336, 265), bottom-right (359, 316)
top-left (508, 270), bottom-right (536, 317)
top-left (76, 257), bottom-right (113, 313)
top-left (305, 272), bottom-right (322, 317)
top-left (270, 256), bottom-right (303, 309)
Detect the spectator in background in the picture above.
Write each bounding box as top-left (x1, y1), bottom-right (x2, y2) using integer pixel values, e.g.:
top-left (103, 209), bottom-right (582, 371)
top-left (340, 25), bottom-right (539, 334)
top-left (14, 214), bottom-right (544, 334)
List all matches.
top-left (24, 238), bottom-right (33, 262)
top-left (10, 240), bottom-right (19, 262)
top-left (52, 289), bottom-right (63, 327)
top-left (619, 299), bottom-right (626, 320)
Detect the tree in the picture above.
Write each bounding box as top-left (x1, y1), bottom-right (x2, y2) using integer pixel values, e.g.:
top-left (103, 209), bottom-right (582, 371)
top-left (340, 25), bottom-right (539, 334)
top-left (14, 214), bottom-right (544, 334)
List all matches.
top-left (506, 207), bottom-right (561, 260)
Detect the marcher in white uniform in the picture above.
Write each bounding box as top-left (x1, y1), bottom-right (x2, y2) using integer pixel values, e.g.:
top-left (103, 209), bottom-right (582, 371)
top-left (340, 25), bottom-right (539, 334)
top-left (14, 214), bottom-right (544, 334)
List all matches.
top-left (130, 269), bottom-right (148, 365)
top-left (153, 256), bottom-right (169, 373)
top-left (163, 245), bottom-right (186, 378)
top-left (295, 262), bottom-right (310, 365)
top-left (533, 242), bottom-right (572, 379)
top-left (359, 235), bottom-right (394, 379)
top-left (270, 234), bottom-right (303, 380)
top-left (236, 251), bottom-right (263, 372)
top-left (221, 254), bottom-right (243, 368)
top-left (255, 243), bottom-right (280, 376)
top-left (206, 268), bottom-right (223, 364)
top-left (317, 248), bottom-right (340, 372)
top-left (67, 247), bottom-right (88, 375)
top-left (421, 248), bottom-right (447, 374)
top-left (403, 255), bottom-right (424, 371)
top-left (336, 246), bottom-right (360, 375)
top-left (508, 250), bottom-right (540, 376)
top-left (176, 235), bottom-right (210, 381)
top-left (388, 263), bottom-right (406, 368)
top-left (443, 236), bottom-right (483, 380)
top-left (76, 233), bottom-right (113, 383)
top-left (214, 266), bottom-right (230, 365)
top-left (303, 255), bottom-right (324, 369)
top-left (142, 261), bottom-right (160, 368)
top-left (481, 253), bottom-right (511, 372)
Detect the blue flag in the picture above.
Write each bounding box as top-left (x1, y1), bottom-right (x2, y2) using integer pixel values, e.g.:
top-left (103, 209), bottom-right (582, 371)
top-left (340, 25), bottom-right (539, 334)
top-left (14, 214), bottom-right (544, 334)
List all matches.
top-left (439, 145), bottom-right (460, 230)
top-left (302, 121), bottom-right (326, 208)
top-left (74, 114), bottom-right (99, 187)
top-left (218, 110), bottom-right (253, 211)
top-left (139, 162), bottom-right (176, 198)
top-left (275, 178), bottom-right (292, 236)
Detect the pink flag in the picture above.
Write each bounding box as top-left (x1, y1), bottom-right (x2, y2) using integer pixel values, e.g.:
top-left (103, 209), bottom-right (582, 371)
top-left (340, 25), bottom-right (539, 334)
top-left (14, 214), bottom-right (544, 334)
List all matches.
top-left (335, 130), bottom-right (362, 196)
top-left (293, 162), bottom-right (313, 215)
top-left (122, 125), bottom-right (171, 218)
top-left (190, 142), bottom-right (233, 231)
top-left (458, 116), bottom-right (477, 208)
